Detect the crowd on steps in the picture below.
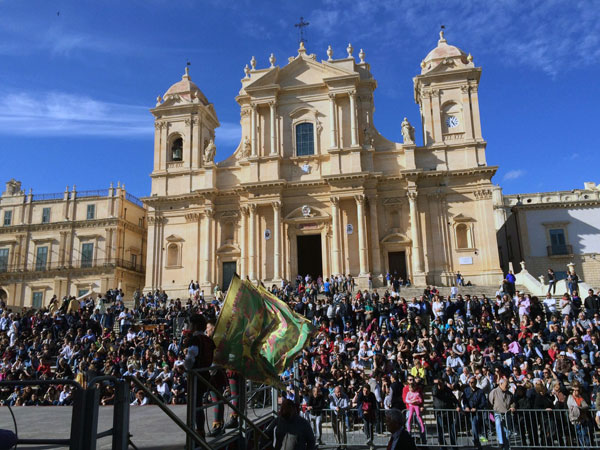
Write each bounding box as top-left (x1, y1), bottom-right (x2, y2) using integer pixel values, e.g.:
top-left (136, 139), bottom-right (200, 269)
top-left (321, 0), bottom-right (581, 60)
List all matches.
top-left (1, 272), bottom-right (600, 449)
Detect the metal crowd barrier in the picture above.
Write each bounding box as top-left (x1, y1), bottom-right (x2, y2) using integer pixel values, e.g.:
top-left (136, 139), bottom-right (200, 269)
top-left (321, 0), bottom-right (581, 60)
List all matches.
top-left (0, 379), bottom-right (87, 450)
top-left (297, 408), bottom-right (600, 449)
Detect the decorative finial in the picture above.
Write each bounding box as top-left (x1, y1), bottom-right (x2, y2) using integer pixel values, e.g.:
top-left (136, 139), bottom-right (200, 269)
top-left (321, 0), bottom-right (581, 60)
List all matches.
top-left (250, 56), bottom-right (256, 70)
top-left (298, 40), bottom-right (306, 54)
top-left (467, 53), bottom-right (473, 63)
top-left (269, 53), bottom-right (276, 68)
top-left (439, 25), bottom-right (447, 43)
top-left (183, 62), bottom-right (191, 79)
top-left (156, 95), bottom-right (162, 106)
top-left (327, 45), bottom-right (333, 61)
top-left (244, 64), bottom-right (250, 78)
top-left (359, 48), bottom-right (365, 63)
top-left (346, 43), bottom-right (353, 57)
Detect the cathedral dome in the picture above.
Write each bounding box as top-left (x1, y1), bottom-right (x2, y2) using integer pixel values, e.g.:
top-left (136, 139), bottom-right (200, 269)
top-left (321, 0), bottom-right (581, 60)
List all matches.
top-left (163, 67), bottom-right (209, 105)
top-left (420, 31), bottom-right (471, 74)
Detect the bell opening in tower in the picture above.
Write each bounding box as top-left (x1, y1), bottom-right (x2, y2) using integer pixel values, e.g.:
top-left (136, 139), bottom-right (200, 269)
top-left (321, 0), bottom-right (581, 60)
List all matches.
top-left (296, 234), bottom-right (322, 281)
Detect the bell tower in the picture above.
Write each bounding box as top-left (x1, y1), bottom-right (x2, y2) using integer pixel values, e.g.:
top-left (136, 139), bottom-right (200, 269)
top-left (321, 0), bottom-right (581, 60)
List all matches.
top-left (414, 30), bottom-right (483, 149)
top-left (150, 67), bottom-right (220, 196)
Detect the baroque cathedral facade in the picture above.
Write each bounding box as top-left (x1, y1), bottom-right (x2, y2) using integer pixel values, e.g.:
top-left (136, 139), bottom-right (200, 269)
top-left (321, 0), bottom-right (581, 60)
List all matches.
top-left (143, 32), bottom-right (503, 297)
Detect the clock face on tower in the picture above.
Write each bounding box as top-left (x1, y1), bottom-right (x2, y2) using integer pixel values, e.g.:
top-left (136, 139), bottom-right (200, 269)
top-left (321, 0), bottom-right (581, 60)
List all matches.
top-left (445, 115), bottom-right (459, 128)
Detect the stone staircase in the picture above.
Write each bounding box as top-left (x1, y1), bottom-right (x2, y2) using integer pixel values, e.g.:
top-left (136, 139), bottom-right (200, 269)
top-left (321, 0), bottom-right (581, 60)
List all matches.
top-left (376, 285), bottom-right (501, 299)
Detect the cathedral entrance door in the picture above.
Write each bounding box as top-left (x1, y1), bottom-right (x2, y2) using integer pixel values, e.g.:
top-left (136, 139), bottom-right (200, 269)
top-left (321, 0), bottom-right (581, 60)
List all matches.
top-left (222, 261), bottom-right (236, 291)
top-left (296, 234), bottom-right (323, 280)
top-left (388, 251), bottom-right (407, 282)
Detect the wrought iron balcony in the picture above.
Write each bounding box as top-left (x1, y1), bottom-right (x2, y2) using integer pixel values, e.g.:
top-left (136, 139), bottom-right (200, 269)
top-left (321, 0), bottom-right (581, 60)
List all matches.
top-left (0, 258), bottom-right (145, 275)
top-left (547, 244), bottom-right (572, 256)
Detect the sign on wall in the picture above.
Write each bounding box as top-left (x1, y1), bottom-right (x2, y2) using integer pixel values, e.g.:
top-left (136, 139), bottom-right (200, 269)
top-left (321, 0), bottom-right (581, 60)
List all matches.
top-left (346, 224), bottom-right (354, 234)
top-left (459, 256), bottom-right (473, 265)
top-left (264, 229), bottom-right (272, 240)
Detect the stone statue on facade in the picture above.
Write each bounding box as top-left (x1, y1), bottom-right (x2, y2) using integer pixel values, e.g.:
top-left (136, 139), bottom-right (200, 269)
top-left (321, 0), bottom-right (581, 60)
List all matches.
top-left (401, 117), bottom-right (415, 144)
top-left (241, 136), bottom-right (251, 158)
top-left (363, 126), bottom-right (375, 147)
top-left (204, 139), bottom-right (216, 163)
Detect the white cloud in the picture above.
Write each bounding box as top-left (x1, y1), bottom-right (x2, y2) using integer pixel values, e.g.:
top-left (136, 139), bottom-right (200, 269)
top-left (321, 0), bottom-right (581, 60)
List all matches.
top-left (0, 91), bottom-right (151, 137)
top-left (216, 122), bottom-right (241, 148)
top-left (503, 169), bottom-right (526, 181)
top-left (308, 0), bottom-right (600, 76)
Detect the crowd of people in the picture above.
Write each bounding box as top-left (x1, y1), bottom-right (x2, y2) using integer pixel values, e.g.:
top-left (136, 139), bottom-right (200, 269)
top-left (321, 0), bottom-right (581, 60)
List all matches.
top-left (0, 271), bottom-right (599, 449)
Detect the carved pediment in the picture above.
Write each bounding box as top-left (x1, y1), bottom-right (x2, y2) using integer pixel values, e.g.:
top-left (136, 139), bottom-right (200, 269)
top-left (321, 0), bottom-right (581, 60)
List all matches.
top-left (452, 213), bottom-right (476, 223)
top-left (381, 233), bottom-right (411, 244)
top-left (165, 234), bottom-right (184, 243)
top-left (284, 205), bottom-right (330, 221)
top-left (216, 242), bottom-right (241, 254)
top-left (246, 56), bottom-right (356, 92)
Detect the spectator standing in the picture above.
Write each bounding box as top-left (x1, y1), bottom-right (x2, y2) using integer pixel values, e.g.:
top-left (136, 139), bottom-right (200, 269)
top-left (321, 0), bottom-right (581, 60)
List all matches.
top-left (354, 384), bottom-right (378, 446)
top-left (307, 386), bottom-right (325, 445)
top-left (567, 385), bottom-right (593, 449)
top-left (329, 386), bottom-right (349, 449)
top-left (432, 377), bottom-right (459, 450)
top-left (462, 376), bottom-right (489, 448)
top-left (384, 408), bottom-right (417, 450)
top-left (489, 378), bottom-right (515, 450)
top-left (547, 269), bottom-right (556, 295)
top-left (274, 399), bottom-right (316, 450)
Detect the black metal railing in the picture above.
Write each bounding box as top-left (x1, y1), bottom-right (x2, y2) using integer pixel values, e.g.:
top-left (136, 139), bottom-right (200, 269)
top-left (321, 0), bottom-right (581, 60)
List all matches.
top-left (125, 192), bottom-right (144, 207)
top-left (0, 258), bottom-right (145, 275)
top-left (31, 192), bottom-right (66, 201)
top-left (547, 244), bottom-right (573, 256)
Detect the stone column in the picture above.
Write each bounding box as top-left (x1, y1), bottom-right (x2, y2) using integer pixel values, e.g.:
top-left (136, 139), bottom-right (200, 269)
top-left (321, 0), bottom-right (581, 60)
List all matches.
top-left (422, 92), bottom-right (434, 146)
top-left (470, 86), bottom-right (483, 140)
top-left (248, 204), bottom-right (256, 281)
top-left (185, 118), bottom-right (193, 168)
top-left (349, 90), bottom-right (358, 147)
top-left (240, 207), bottom-right (248, 279)
top-left (330, 197), bottom-right (341, 275)
top-left (408, 190), bottom-right (424, 279)
top-left (251, 104), bottom-right (258, 157)
top-left (355, 195), bottom-right (368, 275)
top-left (269, 101), bottom-right (277, 155)
top-left (368, 196), bottom-right (382, 278)
top-left (431, 89), bottom-right (443, 143)
top-left (328, 93), bottom-right (337, 148)
top-left (460, 86), bottom-right (474, 140)
top-left (272, 201), bottom-right (281, 280)
top-left (105, 228), bottom-right (113, 262)
top-left (202, 208), bottom-right (214, 284)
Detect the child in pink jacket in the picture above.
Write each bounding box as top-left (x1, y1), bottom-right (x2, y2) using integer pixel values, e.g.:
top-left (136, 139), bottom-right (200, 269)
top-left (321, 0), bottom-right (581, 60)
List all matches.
top-left (405, 383), bottom-right (425, 433)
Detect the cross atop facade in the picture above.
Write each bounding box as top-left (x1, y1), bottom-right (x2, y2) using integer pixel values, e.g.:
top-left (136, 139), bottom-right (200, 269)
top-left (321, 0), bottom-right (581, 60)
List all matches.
top-left (295, 17), bottom-right (310, 44)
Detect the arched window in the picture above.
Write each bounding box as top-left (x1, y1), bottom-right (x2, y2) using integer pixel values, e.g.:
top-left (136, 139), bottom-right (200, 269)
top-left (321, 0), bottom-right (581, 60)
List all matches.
top-left (456, 223), bottom-right (471, 248)
top-left (295, 123), bottom-right (314, 156)
top-left (167, 243), bottom-right (179, 267)
top-left (170, 137), bottom-right (183, 162)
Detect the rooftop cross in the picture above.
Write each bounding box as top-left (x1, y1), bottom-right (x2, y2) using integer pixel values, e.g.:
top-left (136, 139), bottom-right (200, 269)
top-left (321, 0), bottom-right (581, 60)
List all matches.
top-left (295, 17), bottom-right (310, 45)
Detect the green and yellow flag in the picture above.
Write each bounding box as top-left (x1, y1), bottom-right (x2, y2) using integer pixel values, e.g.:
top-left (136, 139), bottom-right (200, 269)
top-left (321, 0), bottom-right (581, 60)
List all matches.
top-left (212, 275), bottom-right (315, 388)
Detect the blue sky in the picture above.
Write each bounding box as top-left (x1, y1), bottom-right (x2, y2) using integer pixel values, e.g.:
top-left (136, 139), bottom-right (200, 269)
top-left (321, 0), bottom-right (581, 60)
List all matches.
top-left (0, 0), bottom-right (598, 197)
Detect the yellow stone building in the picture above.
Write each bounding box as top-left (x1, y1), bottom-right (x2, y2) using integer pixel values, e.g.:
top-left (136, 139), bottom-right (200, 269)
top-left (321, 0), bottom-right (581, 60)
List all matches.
top-left (0, 180), bottom-right (146, 306)
top-left (144, 32), bottom-right (503, 297)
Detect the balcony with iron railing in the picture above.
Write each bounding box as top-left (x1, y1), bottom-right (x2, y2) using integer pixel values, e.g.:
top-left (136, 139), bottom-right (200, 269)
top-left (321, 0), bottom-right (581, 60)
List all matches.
top-left (547, 244), bottom-right (573, 256)
top-left (0, 258), bottom-right (145, 275)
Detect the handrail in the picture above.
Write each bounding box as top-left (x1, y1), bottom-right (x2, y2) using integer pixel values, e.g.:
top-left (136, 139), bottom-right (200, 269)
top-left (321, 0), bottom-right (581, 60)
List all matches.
top-left (189, 369), bottom-right (271, 441)
top-left (126, 375), bottom-right (212, 450)
top-left (0, 379), bottom-right (86, 450)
